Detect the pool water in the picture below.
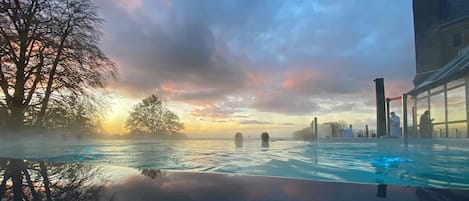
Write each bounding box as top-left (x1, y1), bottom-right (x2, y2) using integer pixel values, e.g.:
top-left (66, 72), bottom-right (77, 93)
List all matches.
top-left (0, 137), bottom-right (468, 188)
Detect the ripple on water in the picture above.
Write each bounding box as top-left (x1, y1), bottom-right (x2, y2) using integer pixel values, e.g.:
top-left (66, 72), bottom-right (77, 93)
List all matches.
top-left (1, 138), bottom-right (469, 188)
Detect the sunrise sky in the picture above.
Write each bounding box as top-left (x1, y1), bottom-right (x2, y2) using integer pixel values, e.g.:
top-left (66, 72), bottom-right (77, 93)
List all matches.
top-left (96, 0), bottom-right (416, 138)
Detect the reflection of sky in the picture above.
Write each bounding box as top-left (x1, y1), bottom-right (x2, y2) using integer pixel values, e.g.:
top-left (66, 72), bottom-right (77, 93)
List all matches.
top-left (95, 0), bottom-right (416, 136)
top-left (105, 167), bottom-right (425, 201)
top-left (3, 157), bottom-right (467, 201)
top-left (430, 93), bottom-right (445, 123)
top-left (447, 87), bottom-right (466, 121)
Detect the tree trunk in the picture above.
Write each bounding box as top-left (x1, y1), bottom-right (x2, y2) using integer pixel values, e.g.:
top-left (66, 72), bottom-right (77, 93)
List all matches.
top-left (9, 104), bottom-right (25, 131)
top-left (23, 169), bottom-right (40, 201)
top-left (10, 53), bottom-right (27, 131)
top-left (10, 6), bottom-right (30, 131)
top-left (39, 162), bottom-right (52, 201)
top-left (0, 171), bottom-right (9, 200)
top-left (10, 160), bottom-right (24, 201)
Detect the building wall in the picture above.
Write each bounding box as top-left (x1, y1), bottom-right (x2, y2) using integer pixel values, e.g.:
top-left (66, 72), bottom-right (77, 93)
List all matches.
top-left (439, 19), bottom-right (469, 64)
top-left (412, 0), bottom-right (469, 138)
top-left (413, 0), bottom-right (445, 75)
top-left (413, 0), bottom-right (469, 84)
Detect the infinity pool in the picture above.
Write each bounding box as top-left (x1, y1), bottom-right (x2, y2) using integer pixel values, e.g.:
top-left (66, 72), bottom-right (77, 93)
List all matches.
top-left (0, 137), bottom-right (468, 188)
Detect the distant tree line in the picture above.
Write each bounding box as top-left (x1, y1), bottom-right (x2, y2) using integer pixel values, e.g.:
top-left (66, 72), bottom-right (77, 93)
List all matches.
top-left (292, 127), bottom-right (313, 141)
top-left (323, 120), bottom-right (348, 137)
top-left (292, 120), bottom-right (348, 140)
top-left (0, 0), bottom-right (117, 135)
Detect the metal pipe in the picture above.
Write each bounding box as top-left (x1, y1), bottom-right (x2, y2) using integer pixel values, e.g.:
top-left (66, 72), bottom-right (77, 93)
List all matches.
top-left (412, 106), bottom-right (417, 138)
top-left (386, 98), bottom-right (390, 136)
top-left (365, 125), bottom-right (369, 138)
top-left (314, 117), bottom-right (318, 142)
top-left (403, 93), bottom-right (408, 145)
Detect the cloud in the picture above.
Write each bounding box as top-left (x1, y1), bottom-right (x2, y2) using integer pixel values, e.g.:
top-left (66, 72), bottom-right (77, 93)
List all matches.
top-left (188, 98), bottom-right (249, 118)
top-left (115, 0), bottom-right (143, 13)
top-left (97, 0), bottom-right (415, 118)
top-left (239, 120), bottom-right (296, 126)
top-left (190, 106), bottom-right (239, 119)
top-left (239, 120), bottom-right (272, 125)
top-left (281, 69), bottom-right (363, 95)
top-left (252, 91), bottom-right (321, 115)
top-left (99, 0), bottom-right (252, 100)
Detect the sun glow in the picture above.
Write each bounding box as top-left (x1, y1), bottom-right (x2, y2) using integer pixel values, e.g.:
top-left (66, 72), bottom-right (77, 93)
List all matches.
top-left (99, 91), bottom-right (377, 138)
top-left (102, 94), bottom-right (138, 135)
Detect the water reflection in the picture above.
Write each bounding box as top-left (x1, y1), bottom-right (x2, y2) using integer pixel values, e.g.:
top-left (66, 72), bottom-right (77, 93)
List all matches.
top-left (1, 157), bottom-right (469, 201)
top-left (376, 184), bottom-right (388, 198)
top-left (0, 158), bottom-right (104, 201)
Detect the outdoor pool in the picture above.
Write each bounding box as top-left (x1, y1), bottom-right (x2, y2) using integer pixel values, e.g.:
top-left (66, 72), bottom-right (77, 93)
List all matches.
top-left (0, 137), bottom-right (468, 189)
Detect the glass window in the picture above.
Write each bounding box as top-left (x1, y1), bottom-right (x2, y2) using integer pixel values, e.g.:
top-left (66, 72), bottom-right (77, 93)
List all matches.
top-left (433, 124), bottom-right (446, 138)
top-left (417, 97), bottom-right (429, 125)
top-left (447, 86), bottom-right (466, 122)
top-left (430, 85), bottom-right (444, 94)
top-left (447, 78), bottom-right (465, 89)
top-left (417, 91), bottom-right (428, 99)
top-left (430, 92), bottom-right (445, 123)
top-left (448, 122), bottom-right (467, 138)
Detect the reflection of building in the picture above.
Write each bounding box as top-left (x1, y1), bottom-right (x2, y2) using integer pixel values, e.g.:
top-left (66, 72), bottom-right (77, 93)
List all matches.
top-left (408, 0), bottom-right (469, 138)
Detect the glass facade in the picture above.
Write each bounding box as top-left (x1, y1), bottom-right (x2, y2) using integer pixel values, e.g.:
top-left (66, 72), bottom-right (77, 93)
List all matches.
top-left (447, 86), bottom-right (466, 122)
top-left (448, 122), bottom-right (467, 138)
top-left (433, 123), bottom-right (446, 138)
top-left (416, 97), bottom-right (429, 126)
top-left (413, 76), bottom-right (469, 138)
top-left (430, 92), bottom-right (445, 123)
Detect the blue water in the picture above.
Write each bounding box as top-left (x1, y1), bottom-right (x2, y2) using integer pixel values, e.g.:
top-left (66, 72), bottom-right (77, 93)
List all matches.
top-left (0, 137), bottom-right (468, 188)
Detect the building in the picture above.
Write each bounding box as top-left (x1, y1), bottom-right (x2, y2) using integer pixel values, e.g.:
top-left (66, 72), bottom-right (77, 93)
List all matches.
top-left (408, 0), bottom-right (469, 138)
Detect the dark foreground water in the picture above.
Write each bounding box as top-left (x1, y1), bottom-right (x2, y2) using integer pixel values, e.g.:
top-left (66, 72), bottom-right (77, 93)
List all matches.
top-left (2, 157), bottom-right (468, 201)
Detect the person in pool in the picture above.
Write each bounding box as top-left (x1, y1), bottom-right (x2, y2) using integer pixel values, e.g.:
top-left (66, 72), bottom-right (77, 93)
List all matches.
top-left (234, 132), bottom-right (243, 147)
top-left (261, 132), bottom-right (269, 147)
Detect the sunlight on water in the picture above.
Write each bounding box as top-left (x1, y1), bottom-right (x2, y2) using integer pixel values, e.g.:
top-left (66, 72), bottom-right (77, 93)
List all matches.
top-left (1, 137), bottom-right (469, 188)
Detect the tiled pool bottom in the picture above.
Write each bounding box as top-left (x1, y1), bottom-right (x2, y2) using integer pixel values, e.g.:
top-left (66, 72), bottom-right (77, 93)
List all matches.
top-left (0, 157), bottom-right (468, 201)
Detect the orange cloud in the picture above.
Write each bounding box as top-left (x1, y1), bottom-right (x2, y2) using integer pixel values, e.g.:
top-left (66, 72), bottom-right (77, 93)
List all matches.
top-left (282, 70), bottom-right (318, 90)
top-left (161, 84), bottom-right (176, 92)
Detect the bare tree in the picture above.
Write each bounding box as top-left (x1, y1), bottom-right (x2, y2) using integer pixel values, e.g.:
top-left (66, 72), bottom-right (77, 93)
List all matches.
top-left (292, 127), bottom-right (313, 141)
top-left (126, 94), bottom-right (184, 136)
top-left (0, 0), bottom-right (116, 132)
top-left (35, 94), bottom-right (105, 135)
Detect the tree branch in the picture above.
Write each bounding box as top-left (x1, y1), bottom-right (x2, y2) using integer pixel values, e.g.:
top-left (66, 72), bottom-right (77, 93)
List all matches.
top-left (0, 58), bottom-right (12, 100)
